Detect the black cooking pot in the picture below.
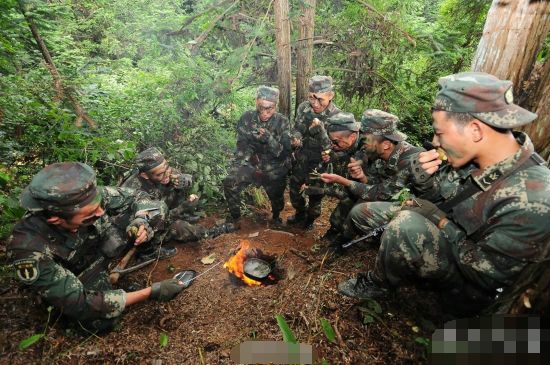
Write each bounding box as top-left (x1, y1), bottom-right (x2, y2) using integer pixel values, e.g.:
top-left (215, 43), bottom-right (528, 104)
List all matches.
top-left (243, 258), bottom-right (272, 281)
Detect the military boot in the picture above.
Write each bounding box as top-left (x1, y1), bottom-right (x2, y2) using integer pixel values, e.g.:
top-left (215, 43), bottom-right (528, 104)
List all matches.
top-left (338, 271), bottom-right (388, 299)
top-left (272, 212), bottom-right (283, 226)
top-left (203, 223), bottom-right (237, 239)
top-left (303, 215), bottom-right (317, 230)
top-left (287, 211), bottom-right (306, 225)
top-left (137, 246), bottom-right (178, 262)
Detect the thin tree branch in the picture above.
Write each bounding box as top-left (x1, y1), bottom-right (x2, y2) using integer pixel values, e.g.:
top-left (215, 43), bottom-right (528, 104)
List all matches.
top-left (17, 0), bottom-right (97, 128)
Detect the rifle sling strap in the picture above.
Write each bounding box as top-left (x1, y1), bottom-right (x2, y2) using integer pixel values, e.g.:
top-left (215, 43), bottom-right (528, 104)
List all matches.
top-left (438, 152), bottom-right (545, 215)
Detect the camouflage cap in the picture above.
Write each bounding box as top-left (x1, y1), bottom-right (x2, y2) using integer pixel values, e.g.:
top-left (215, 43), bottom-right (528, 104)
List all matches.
top-left (360, 109), bottom-right (407, 142)
top-left (256, 85), bottom-right (279, 103)
top-left (433, 72), bottom-right (537, 128)
top-left (136, 147), bottom-right (165, 172)
top-left (326, 112), bottom-right (361, 132)
top-left (308, 75), bottom-right (333, 93)
top-left (20, 162), bottom-right (101, 213)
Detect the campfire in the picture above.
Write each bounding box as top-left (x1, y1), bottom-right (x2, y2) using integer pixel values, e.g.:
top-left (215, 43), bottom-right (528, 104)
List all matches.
top-left (224, 240), bottom-right (278, 286)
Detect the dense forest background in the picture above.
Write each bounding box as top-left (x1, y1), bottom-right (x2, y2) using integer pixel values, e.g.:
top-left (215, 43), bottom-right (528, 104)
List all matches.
top-left (0, 0), bottom-right (547, 239)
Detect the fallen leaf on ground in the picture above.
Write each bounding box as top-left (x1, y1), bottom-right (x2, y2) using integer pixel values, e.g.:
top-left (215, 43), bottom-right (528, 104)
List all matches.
top-left (201, 253), bottom-right (217, 265)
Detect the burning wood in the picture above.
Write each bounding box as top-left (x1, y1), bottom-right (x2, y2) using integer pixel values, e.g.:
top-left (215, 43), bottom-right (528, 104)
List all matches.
top-left (224, 240), bottom-right (278, 286)
top-left (224, 240), bottom-right (264, 286)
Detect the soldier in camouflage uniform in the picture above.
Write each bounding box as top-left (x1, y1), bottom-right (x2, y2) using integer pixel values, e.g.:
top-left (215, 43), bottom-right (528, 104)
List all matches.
top-left (289, 76), bottom-right (341, 229)
top-left (7, 162), bottom-right (189, 332)
top-left (308, 112), bottom-right (366, 241)
top-left (321, 110), bottom-right (423, 250)
top-left (338, 72), bottom-right (550, 314)
top-left (122, 147), bottom-right (234, 242)
top-left (223, 86), bottom-right (291, 225)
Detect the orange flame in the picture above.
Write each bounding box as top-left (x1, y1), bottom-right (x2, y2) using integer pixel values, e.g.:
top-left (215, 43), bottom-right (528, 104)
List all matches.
top-left (224, 240), bottom-right (263, 286)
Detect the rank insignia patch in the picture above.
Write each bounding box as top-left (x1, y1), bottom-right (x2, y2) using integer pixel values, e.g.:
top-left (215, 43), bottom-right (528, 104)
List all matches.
top-left (14, 259), bottom-right (39, 284)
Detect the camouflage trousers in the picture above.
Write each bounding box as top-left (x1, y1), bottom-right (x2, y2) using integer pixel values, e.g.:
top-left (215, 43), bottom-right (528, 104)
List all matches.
top-left (328, 196), bottom-right (358, 233)
top-left (167, 219), bottom-right (205, 242)
top-left (373, 210), bottom-right (494, 312)
top-left (348, 201), bottom-right (401, 237)
top-left (75, 270), bottom-right (120, 333)
top-left (289, 152), bottom-right (324, 219)
top-left (223, 164), bottom-right (288, 219)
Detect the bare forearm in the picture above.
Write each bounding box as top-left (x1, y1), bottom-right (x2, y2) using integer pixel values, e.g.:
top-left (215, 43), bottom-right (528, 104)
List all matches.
top-left (125, 287), bottom-right (152, 306)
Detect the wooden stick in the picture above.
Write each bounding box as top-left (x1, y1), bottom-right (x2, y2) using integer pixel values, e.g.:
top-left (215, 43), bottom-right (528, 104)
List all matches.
top-left (109, 247), bottom-right (137, 284)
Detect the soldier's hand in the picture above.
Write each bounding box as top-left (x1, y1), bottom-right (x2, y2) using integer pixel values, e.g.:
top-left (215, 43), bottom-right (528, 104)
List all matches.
top-left (320, 173), bottom-right (349, 186)
top-left (291, 137), bottom-right (302, 148)
top-left (321, 150), bottom-right (331, 163)
top-left (401, 198), bottom-right (446, 227)
top-left (126, 218), bottom-right (154, 245)
top-left (348, 157), bottom-right (366, 181)
top-left (417, 150), bottom-right (442, 176)
top-left (309, 118), bottom-right (323, 135)
top-left (150, 279), bottom-right (186, 302)
top-left (188, 194), bottom-right (199, 202)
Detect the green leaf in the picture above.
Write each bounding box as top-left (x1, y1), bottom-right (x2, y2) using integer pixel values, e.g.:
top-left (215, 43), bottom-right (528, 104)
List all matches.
top-left (415, 336), bottom-right (430, 348)
top-left (275, 314), bottom-right (297, 343)
top-left (321, 359), bottom-right (330, 365)
top-left (159, 332), bottom-right (168, 347)
top-left (18, 334), bottom-right (45, 350)
top-left (320, 318), bottom-right (336, 343)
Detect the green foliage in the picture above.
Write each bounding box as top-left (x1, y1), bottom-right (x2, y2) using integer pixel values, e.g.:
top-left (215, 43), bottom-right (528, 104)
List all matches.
top-left (18, 334), bottom-right (45, 350)
top-left (319, 318), bottom-right (336, 343)
top-left (275, 314), bottom-right (297, 343)
top-left (358, 299), bottom-right (383, 325)
top-left (391, 187), bottom-right (411, 204)
top-left (159, 332), bottom-right (169, 348)
top-left (415, 336), bottom-right (431, 348)
top-left (0, 0), bottom-right (491, 237)
top-left (17, 305), bottom-right (52, 350)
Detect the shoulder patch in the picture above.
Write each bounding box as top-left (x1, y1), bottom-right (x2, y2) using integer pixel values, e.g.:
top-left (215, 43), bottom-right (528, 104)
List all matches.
top-left (14, 258), bottom-right (40, 284)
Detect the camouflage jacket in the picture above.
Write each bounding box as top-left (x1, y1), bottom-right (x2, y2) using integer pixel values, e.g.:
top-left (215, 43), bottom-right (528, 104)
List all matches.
top-left (413, 133), bottom-right (550, 292)
top-left (291, 101), bottom-right (340, 160)
top-left (7, 186), bottom-right (166, 321)
top-left (121, 168), bottom-right (192, 210)
top-left (324, 136), bottom-right (369, 199)
top-left (347, 141), bottom-right (424, 201)
top-left (232, 110), bottom-right (291, 171)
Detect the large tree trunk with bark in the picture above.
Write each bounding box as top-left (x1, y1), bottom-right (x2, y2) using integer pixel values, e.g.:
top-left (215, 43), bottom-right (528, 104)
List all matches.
top-left (274, 0), bottom-right (292, 118)
top-left (472, 0), bottom-right (550, 315)
top-left (295, 0), bottom-right (316, 116)
top-left (471, 0), bottom-right (550, 160)
top-left (18, 0), bottom-right (97, 129)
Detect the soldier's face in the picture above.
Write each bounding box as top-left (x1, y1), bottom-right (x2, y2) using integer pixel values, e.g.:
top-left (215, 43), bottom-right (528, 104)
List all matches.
top-left (329, 130), bottom-right (358, 151)
top-left (431, 111), bottom-right (473, 169)
top-left (361, 134), bottom-right (381, 157)
top-left (55, 202), bottom-right (105, 233)
top-left (256, 99), bottom-right (277, 122)
top-left (145, 160), bottom-right (172, 185)
top-left (308, 92), bottom-right (334, 113)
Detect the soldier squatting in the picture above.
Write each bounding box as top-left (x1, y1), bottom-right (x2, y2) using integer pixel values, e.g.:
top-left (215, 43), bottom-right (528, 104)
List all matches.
top-left (7, 72), bottom-right (550, 332)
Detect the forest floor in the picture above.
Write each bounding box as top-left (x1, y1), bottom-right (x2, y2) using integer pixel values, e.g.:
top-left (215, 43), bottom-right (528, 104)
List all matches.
top-left (0, 193), bottom-right (453, 364)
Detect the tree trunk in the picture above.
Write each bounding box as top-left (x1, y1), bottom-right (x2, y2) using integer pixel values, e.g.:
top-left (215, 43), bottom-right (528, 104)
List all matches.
top-left (471, 0), bottom-right (550, 160)
top-left (18, 0), bottom-right (97, 129)
top-left (274, 0), bottom-right (292, 119)
top-left (295, 0), bottom-right (316, 116)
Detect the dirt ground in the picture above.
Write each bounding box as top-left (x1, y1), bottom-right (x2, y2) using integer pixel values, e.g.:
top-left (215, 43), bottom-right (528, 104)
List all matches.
top-left (0, 195), bottom-right (451, 364)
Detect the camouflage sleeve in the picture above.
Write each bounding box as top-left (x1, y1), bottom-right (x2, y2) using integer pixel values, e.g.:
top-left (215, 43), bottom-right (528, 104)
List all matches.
top-left (235, 112), bottom-right (255, 163)
top-left (169, 168), bottom-right (192, 191)
top-left (291, 103), bottom-right (307, 140)
top-left (310, 122), bottom-right (332, 152)
top-left (101, 186), bottom-right (168, 228)
top-left (347, 181), bottom-right (376, 200)
top-left (265, 115), bottom-right (291, 159)
top-left (119, 171), bottom-right (142, 190)
top-left (441, 201), bottom-right (550, 289)
top-left (12, 251), bottom-right (126, 320)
